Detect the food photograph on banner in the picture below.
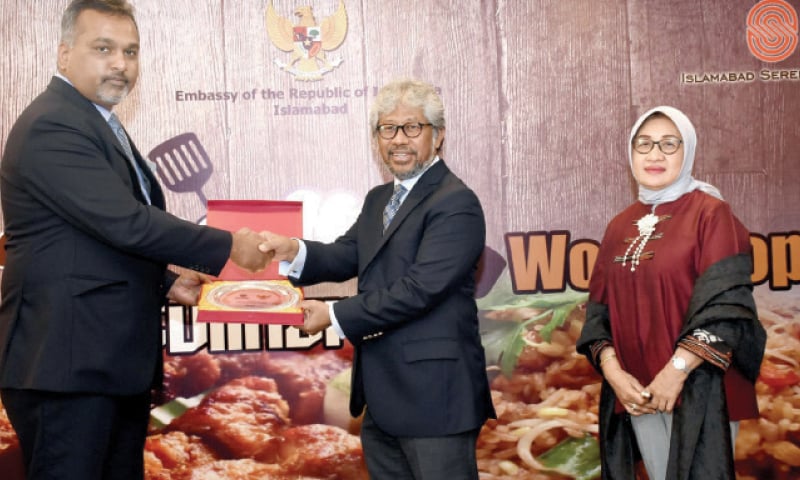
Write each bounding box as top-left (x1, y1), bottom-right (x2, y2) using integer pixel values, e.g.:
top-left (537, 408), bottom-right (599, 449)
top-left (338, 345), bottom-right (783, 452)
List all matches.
top-left (0, 0), bottom-right (799, 479)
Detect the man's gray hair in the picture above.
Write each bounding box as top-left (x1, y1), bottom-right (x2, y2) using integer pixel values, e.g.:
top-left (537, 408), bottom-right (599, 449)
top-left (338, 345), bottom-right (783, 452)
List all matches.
top-left (369, 79), bottom-right (445, 134)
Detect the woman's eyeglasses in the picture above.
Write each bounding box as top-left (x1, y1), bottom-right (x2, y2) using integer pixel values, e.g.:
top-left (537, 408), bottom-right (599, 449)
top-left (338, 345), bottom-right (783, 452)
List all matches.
top-left (632, 136), bottom-right (683, 155)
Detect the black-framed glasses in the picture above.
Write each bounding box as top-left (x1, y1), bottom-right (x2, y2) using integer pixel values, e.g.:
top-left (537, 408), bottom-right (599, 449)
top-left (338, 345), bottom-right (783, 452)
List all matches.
top-left (376, 122), bottom-right (433, 140)
top-left (632, 135), bottom-right (683, 154)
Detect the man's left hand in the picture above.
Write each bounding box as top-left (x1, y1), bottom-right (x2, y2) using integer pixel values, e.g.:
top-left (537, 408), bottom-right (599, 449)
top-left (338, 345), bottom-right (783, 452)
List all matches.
top-left (299, 300), bottom-right (331, 335)
top-left (167, 270), bottom-right (213, 306)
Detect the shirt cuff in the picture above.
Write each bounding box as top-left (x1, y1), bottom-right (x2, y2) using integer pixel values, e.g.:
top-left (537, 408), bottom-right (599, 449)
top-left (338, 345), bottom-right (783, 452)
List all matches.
top-left (328, 301), bottom-right (346, 339)
top-left (278, 238), bottom-right (307, 279)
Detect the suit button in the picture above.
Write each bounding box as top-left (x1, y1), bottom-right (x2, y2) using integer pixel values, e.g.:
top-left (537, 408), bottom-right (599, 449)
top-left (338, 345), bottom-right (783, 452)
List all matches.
top-left (362, 331), bottom-right (384, 341)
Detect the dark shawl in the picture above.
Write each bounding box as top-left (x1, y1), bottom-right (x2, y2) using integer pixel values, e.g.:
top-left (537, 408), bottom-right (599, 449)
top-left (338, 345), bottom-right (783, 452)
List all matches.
top-left (577, 253), bottom-right (766, 479)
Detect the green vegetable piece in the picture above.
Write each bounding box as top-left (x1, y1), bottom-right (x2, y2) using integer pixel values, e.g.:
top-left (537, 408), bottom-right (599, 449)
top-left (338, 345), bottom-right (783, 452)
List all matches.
top-left (538, 435), bottom-right (602, 480)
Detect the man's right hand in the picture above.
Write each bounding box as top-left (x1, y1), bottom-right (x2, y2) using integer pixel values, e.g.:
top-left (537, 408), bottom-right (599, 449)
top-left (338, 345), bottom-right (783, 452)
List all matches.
top-left (230, 228), bottom-right (274, 272)
top-left (257, 230), bottom-right (299, 262)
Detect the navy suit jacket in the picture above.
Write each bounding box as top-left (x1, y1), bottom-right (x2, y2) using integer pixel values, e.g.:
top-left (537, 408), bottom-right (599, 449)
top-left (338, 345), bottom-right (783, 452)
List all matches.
top-left (0, 77), bottom-right (231, 395)
top-left (295, 160), bottom-right (496, 437)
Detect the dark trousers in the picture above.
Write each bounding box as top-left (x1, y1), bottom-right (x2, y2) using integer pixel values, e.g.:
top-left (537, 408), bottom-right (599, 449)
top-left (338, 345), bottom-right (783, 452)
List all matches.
top-left (360, 408), bottom-right (481, 480)
top-left (1, 388), bottom-right (150, 480)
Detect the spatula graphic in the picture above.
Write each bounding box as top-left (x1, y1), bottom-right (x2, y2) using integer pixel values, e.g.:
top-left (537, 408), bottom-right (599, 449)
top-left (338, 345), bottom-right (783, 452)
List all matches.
top-left (148, 133), bottom-right (213, 222)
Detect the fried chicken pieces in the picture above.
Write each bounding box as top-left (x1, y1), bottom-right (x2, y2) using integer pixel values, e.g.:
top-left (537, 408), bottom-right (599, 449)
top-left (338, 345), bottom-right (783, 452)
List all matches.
top-left (147, 350), bottom-right (366, 479)
top-left (169, 377), bottom-right (290, 462)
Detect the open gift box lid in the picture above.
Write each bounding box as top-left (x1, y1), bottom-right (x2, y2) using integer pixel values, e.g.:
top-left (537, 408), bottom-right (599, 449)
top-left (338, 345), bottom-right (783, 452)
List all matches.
top-left (196, 200), bottom-right (304, 325)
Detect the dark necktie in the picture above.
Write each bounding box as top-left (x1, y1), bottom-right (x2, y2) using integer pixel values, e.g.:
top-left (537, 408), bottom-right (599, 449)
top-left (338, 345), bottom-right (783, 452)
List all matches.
top-left (383, 184), bottom-right (406, 231)
top-left (108, 113), bottom-right (152, 204)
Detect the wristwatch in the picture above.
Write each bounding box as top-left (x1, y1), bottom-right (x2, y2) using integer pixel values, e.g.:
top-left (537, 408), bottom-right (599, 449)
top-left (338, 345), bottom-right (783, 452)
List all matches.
top-left (671, 356), bottom-right (691, 374)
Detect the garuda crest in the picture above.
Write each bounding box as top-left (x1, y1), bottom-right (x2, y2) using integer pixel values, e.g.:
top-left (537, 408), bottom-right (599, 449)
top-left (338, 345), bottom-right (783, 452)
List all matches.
top-left (266, 0), bottom-right (348, 81)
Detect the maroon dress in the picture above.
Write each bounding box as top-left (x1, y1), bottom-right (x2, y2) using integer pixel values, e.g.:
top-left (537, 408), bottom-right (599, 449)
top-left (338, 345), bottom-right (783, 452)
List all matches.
top-left (589, 190), bottom-right (758, 420)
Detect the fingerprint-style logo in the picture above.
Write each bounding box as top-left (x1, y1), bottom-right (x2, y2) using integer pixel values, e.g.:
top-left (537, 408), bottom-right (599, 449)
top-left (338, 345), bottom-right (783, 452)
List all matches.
top-left (747, 0), bottom-right (799, 62)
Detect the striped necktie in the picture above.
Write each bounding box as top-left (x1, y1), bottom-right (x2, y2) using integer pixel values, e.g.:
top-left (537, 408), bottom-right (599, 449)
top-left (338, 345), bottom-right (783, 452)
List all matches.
top-left (108, 113), bottom-right (152, 204)
top-left (383, 184), bottom-right (406, 231)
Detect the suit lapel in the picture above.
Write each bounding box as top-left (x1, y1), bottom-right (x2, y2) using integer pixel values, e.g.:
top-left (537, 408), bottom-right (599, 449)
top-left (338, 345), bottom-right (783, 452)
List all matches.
top-left (362, 161), bottom-right (449, 269)
top-left (126, 133), bottom-right (165, 208)
top-left (49, 77), bottom-right (165, 209)
top-left (360, 183), bottom-right (393, 264)
top-left (386, 160), bottom-right (448, 236)
top-left (108, 125), bottom-right (163, 207)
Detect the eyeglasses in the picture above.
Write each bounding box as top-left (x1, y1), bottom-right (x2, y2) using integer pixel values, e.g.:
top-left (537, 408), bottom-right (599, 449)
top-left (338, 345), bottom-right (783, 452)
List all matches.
top-left (376, 122), bottom-right (433, 140)
top-left (632, 135), bottom-right (683, 155)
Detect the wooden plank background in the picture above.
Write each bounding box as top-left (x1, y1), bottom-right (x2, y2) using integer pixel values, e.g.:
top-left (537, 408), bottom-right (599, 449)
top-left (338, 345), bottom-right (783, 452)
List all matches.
top-left (0, 2), bottom-right (799, 478)
top-left (1, 0), bottom-right (798, 288)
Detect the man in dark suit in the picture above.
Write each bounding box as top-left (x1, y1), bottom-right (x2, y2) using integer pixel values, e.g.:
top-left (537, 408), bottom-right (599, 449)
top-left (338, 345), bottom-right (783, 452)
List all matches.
top-left (260, 78), bottom-right (496, 479)
top-left (0, 1), bottom-right (270, 478)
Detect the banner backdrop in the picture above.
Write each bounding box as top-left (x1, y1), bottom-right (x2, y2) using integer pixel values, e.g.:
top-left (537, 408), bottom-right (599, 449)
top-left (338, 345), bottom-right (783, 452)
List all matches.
top-left (1, 1), bottom-right (799, 478)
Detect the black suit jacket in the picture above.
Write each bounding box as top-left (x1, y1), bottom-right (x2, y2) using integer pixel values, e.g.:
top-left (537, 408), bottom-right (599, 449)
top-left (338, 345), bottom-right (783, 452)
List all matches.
top-left (0, 77), bottom-right (231, 395)
top-left (295, 160), bottom-right (496, 437)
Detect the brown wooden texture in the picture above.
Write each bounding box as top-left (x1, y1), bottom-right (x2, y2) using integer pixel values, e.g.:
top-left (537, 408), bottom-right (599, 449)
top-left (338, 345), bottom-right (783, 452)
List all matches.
top-left (1, 2), bottom-right (799, 478)
top-left (628, 0), bottom-right (800, 234)
top-left (2, 0), bottom-right (797, 250)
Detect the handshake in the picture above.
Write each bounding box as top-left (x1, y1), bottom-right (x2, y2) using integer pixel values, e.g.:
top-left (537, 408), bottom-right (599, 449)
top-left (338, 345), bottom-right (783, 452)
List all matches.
top-left (229, 229), bottom-right (329, 335)
top-left (168, 229), bottom-right (300, 308)
top-left (228, 228), bottom-right (299, 272)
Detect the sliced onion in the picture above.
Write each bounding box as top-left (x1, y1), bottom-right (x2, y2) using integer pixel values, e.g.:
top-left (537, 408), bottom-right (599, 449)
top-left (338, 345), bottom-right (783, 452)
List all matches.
top-left (765, 350), bottom-right (799, 368)
top-left (512, 419), bottom-right (586, 472)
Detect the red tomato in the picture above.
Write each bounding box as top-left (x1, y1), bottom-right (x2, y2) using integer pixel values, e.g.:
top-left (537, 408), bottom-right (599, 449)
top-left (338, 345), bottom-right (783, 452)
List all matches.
top-left (759, 360), bottom-right (800, 389)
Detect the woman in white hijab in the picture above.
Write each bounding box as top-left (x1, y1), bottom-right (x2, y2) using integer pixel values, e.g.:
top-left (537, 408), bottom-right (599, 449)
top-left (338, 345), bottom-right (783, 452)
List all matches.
top-left (578, 106), bottom-right (766, 479)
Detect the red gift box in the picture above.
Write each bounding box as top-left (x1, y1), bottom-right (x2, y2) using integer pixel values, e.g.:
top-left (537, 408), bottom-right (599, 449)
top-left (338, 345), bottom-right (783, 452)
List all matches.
top-left (196, 200), bottom-right (304, 325)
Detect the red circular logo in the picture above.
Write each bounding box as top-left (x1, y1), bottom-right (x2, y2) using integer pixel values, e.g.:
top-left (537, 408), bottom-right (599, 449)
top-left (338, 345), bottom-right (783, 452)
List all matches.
top-left (747, 0), bottom-right (799, 62)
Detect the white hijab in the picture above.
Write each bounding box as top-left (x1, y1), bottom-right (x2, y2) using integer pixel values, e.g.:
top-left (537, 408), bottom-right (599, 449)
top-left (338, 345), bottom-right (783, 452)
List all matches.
top-left (628, 106), bottom-right (722, 205)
